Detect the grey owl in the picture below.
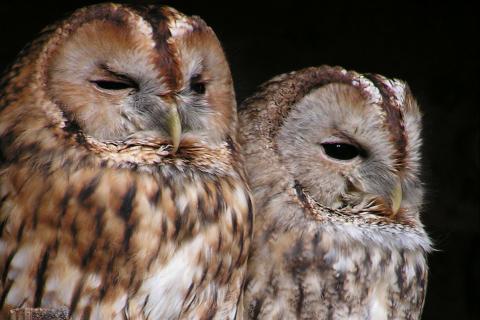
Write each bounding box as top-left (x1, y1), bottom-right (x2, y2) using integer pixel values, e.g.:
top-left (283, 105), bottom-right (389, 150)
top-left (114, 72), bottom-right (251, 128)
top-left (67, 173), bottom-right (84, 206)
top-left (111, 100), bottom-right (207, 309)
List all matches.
top-left (239, 66), bottom-right (431, 319)
top-left (0, 3), bottom-right (252, 319)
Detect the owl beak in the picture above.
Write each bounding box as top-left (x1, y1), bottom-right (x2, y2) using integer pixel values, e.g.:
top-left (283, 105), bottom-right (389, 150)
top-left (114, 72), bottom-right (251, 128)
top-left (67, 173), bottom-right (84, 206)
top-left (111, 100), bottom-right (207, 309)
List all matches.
top-left (391, 180), bottom-right (403, 216)
top-left (167, 106), bottom-right (181, 153)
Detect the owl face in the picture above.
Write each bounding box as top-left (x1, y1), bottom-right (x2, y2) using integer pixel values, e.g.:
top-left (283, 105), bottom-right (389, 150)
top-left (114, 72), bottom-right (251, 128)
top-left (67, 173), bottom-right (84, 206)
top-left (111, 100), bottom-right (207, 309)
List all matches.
top-left (240, 68), bottom-right (424, 226)
top-left (46, 5), bottom-right (235, 150)
top-left (277, 81), bottom-right (422, 219)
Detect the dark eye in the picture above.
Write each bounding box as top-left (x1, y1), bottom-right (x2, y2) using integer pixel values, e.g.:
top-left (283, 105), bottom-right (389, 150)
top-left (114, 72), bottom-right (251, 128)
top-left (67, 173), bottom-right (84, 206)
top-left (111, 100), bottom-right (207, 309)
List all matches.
top-left (91, 80), bottom-right (134, 91)
top-left (321, 143), bottom-right (361, 160)
top-left (190, 75), bottom-right (206, 94)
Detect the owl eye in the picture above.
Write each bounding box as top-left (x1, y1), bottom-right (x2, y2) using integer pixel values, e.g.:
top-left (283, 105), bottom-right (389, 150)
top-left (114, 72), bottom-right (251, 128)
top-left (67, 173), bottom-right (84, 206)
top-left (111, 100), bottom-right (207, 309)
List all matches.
top-left (91, 80), bottom-right (136, 91)
top-left (321, 143), bottom-right (360, 160)
top-left (190, 75), bottom-right (206, 94)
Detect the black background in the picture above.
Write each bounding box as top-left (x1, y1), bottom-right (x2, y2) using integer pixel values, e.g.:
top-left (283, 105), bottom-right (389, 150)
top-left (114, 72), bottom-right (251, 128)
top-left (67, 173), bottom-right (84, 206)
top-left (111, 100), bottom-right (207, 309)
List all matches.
top-left (0, 1), bottom-right (477, 319)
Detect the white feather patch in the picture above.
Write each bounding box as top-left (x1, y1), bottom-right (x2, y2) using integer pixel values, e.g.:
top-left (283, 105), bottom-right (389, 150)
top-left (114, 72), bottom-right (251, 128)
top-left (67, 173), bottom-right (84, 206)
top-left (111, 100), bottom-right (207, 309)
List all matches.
top-left (140, 235), bottom-right (205, 318)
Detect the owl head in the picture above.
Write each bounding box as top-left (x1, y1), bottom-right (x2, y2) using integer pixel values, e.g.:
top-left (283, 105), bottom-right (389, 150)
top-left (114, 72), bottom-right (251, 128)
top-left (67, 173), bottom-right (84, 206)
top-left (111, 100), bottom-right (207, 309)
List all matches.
top-left (240, 66), bottom-right (424, 226)
top-left (1, 3), bottom-right (236, 154)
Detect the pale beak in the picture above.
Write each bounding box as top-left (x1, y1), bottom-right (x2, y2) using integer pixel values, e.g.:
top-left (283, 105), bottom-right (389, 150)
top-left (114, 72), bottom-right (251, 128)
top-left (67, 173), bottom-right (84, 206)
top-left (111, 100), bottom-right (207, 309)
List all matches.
top-left (167, 105), bottom-right (181, 153)
top-left (391, 179), bottom-right (403, 216)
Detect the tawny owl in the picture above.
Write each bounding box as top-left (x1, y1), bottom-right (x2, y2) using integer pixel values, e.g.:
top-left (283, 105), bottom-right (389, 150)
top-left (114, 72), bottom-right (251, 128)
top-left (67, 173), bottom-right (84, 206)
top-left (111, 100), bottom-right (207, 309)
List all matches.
top-left (239, 66), bottom-right (431, 319)
top-left (0, 3), bottom-right (253, 319)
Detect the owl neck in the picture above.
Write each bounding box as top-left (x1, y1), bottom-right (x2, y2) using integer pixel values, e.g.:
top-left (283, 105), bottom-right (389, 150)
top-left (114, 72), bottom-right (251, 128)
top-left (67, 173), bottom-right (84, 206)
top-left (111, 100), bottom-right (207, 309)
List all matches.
top-left (292, 179), bottom-right (420, 228)
top-left (66, 131), bottom-right (237, 176)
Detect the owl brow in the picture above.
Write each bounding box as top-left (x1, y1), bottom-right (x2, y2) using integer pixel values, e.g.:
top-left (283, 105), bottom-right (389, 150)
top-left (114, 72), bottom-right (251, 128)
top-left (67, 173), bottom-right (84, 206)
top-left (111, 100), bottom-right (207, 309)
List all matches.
top-left (97, 64), bottom-right (132, 81)
top-left (364, 74), bottom-right (407, 170)
top-left (94, 63), bottom-right (139, 88)
top-left (190, 73), bottom-right (207, 83)
top-left (134, 6), bottom-right (180, 91)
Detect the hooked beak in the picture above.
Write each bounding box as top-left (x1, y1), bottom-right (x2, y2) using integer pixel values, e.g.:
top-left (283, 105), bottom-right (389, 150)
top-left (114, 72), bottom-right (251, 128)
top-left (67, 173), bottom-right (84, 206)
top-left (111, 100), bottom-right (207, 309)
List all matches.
top-left (167, 105), bottom-right (181, 153)
top-left (391, 179), bottom-right (403, 216)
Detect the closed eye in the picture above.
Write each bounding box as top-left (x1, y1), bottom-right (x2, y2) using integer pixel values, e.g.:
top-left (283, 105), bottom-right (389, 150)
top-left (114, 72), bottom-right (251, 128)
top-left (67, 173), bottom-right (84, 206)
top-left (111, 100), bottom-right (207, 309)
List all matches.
top-left (91, 64), bottom-right (139, 92)
top-left (91, 80), bottom-right (135, 90)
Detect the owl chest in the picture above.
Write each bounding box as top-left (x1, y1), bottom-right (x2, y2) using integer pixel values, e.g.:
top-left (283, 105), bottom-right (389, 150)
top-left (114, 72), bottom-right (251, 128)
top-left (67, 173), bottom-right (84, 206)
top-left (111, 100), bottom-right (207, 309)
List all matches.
top-left (250, 224), bottom-right (427, 319)
top-left (294, 226), bottom-right (428, 319)
top-left (330, 243), bottom-right (426, 319)
top-left (135, 171), bottom-right (252, 318)
top-left (1, 164), bottom-right (251, 319)
top-left (138, 233), bottom-right (213, 318)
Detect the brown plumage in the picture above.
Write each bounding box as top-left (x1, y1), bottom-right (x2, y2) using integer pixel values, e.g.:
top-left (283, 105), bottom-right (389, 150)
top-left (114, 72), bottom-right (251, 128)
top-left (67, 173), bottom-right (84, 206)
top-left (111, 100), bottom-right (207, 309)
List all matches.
top-left (239, 66), bottom-right (431, 319)
top-left (0, 3), bottom-right (252, 319)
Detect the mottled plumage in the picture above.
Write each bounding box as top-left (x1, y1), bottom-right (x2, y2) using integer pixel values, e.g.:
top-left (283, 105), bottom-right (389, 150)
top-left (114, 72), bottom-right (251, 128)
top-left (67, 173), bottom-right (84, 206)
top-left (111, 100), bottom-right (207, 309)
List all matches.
top-left (0, 3), bottom-right (252, 319)
top-left (240, 66), bottom-right (431, 319)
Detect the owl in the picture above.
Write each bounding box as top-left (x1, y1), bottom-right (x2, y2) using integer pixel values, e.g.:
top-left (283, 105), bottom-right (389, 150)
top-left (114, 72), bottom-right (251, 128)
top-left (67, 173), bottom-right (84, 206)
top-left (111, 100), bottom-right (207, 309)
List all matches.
top-left (0, 3), bottom-right (253, 319)
top-left (239, 66), bottom-right (431, 319)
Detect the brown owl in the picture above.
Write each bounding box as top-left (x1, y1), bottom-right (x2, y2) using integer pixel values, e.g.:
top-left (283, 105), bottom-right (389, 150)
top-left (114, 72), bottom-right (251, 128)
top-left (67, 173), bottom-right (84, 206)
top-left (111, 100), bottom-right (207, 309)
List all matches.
top-left (239, 66), bottom-right (431, 319)
top-left (0, 3), bottom-right (252, 319)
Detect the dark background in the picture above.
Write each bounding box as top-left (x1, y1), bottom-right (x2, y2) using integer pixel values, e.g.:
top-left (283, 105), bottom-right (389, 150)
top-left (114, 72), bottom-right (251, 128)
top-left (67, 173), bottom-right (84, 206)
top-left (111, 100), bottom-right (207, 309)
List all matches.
top-left (0, 1), bottom-right (477, 319)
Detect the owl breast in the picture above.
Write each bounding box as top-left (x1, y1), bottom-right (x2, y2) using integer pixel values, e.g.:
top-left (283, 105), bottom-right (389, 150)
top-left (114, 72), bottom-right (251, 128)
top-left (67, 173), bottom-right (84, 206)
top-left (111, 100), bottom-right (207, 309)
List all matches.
top-left (137, 167), bottom-right (253, 319)
top-left (246, 218), bottom-right (429, 320)
top-left (1, 154), bottom-right (252, 319)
